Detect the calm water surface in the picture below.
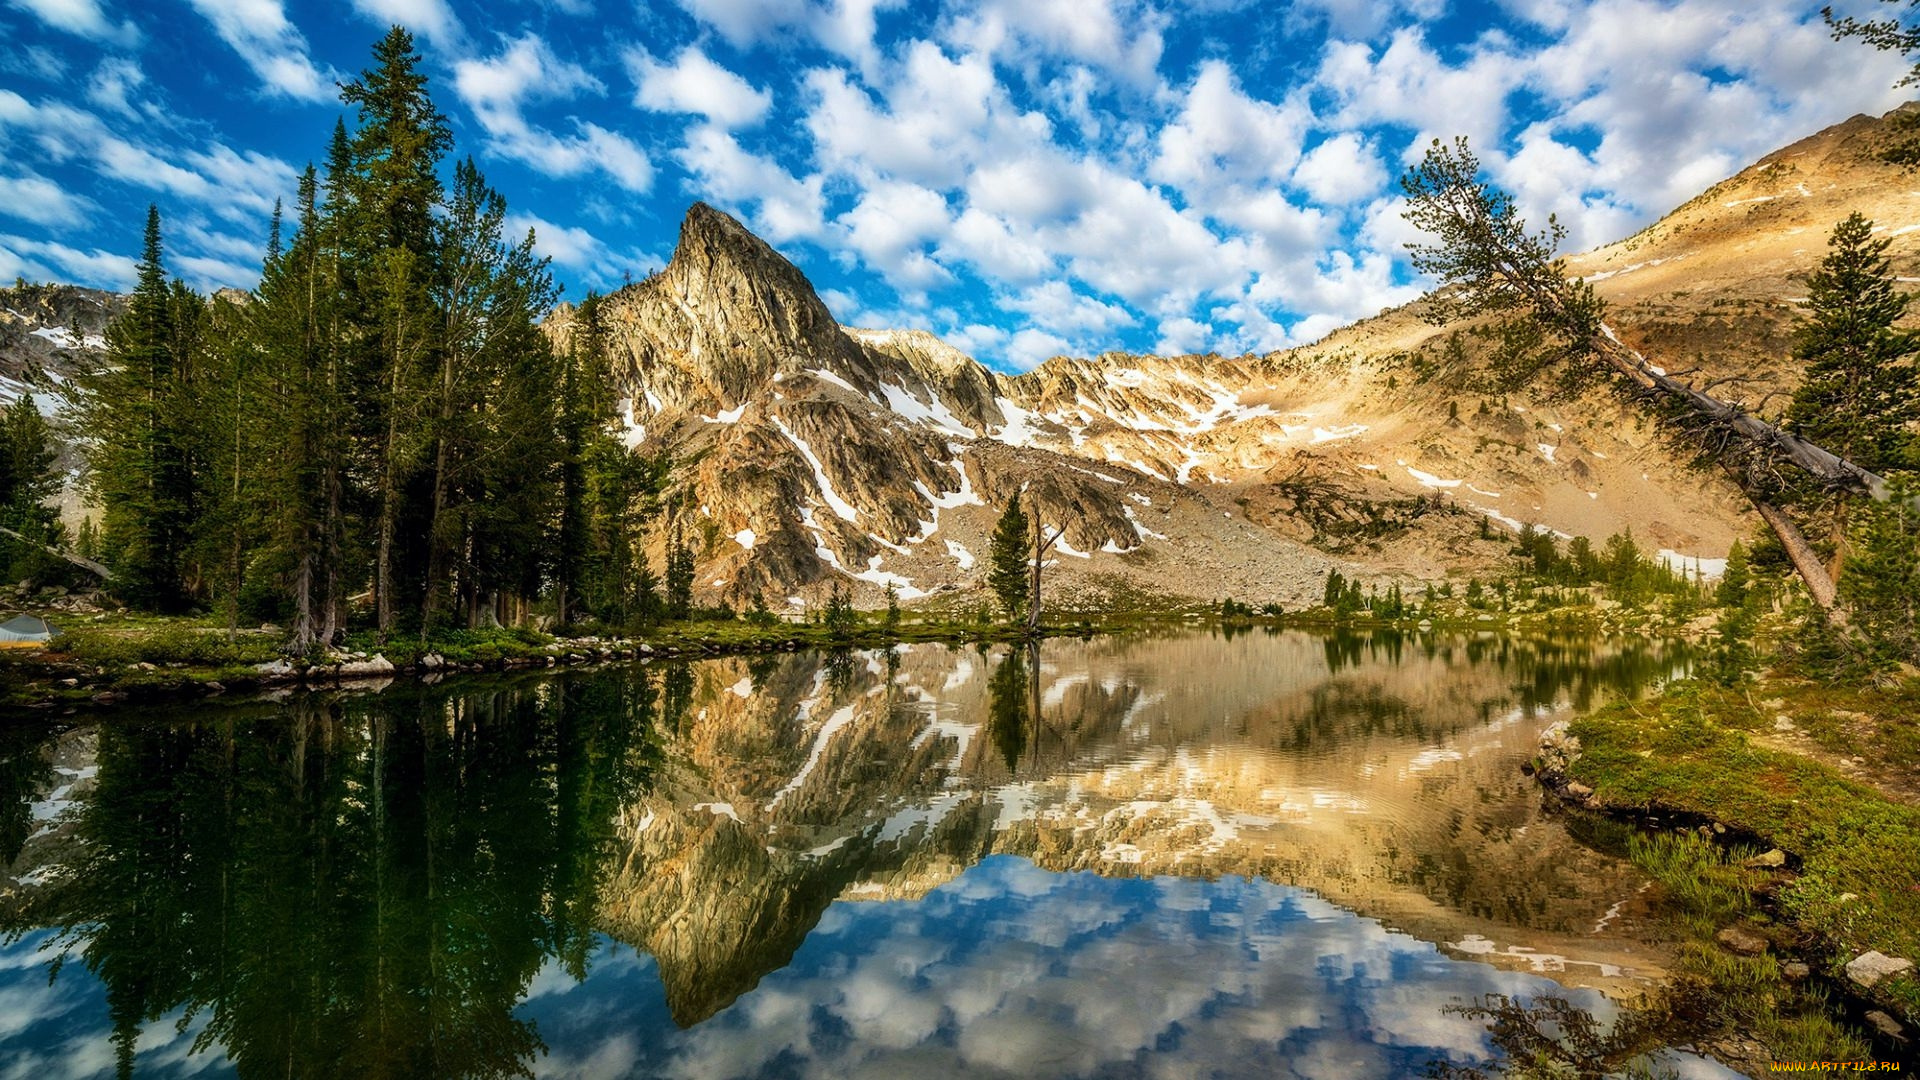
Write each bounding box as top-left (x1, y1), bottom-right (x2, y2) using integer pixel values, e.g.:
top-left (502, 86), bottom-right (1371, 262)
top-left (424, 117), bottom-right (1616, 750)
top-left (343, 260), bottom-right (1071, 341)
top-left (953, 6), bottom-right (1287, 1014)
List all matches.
top-left (0, 629), bottom-right (1738, 1078)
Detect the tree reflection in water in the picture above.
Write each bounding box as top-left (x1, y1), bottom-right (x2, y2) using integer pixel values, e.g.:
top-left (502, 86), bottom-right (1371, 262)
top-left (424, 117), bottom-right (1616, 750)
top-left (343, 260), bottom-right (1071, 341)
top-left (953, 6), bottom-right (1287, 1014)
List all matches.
top-left (7, 670), bottom-right (660, 1080)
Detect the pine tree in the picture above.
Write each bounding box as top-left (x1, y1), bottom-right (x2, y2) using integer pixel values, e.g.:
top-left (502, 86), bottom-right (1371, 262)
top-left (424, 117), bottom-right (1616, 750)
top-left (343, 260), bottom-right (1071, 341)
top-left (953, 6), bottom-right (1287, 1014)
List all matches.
top-left (664, 525), bottom-right (694, 620)
top-left (554, 292), bottom-right (610, 626)
top-left (987, 496), bottom-right (1030, 620)
top-left (421, 158), bottom-right (560, 633)
top-left (0, 397), bottom-right (63, 581)
top-left (1840, 479), bottom-right (1920, 665)
top-left (340, 27), bottom-right (450, 634)
top-left (81, 206), bottom-right (196, 611)
top-left (1785, 213), bottom-right (1920, 587)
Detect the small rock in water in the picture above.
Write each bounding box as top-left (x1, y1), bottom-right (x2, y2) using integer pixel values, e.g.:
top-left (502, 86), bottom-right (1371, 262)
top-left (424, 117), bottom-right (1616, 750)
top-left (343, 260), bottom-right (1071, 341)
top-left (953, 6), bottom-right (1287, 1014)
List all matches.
top-left (1845, 951), bottom-right (1915, 989)
top-left (1714, 926), bottom-right (1768, 956)
top-left (1742, 848), bottom-right (1787, 868)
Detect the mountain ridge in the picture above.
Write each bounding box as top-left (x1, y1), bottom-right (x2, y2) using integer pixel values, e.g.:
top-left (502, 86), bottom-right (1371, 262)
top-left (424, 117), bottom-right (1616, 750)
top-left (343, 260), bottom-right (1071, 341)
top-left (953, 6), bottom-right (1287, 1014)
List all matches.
top-left (12, 107), bottom-right (1919, 610)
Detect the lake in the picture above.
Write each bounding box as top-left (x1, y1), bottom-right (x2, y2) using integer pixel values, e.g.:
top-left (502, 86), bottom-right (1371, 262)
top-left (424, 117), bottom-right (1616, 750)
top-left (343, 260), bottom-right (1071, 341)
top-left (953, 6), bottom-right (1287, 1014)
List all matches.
top-left (0, 629), bottom-right (1740, 1078)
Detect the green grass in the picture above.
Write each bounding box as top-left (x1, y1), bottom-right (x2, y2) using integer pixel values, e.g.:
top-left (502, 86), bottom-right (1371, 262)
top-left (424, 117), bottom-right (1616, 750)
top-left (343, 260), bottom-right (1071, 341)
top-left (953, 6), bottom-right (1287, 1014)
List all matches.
top-left (1615, 831), bottom-right (1872, 1062)
top-left (1569, 680), bottom-right (1920, 1033)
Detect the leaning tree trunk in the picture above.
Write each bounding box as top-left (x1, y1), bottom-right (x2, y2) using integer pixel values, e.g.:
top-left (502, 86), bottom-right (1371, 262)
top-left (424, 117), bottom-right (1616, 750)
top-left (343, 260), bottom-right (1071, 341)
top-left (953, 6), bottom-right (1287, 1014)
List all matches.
top-left (1587, 322), bottom-right (1874, 621)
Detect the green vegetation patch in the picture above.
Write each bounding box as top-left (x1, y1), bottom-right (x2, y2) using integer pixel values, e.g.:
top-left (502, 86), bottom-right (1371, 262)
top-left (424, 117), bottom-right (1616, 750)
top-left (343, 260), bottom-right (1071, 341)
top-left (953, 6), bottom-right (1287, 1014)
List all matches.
top-left (1569, 681), bottom-right (1920, 1022)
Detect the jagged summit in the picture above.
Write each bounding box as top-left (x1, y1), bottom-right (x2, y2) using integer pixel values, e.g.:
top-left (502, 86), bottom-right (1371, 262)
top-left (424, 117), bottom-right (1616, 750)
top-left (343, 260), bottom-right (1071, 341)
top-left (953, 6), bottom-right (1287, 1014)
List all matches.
top-left (595, 202), bottom-right (880, 412)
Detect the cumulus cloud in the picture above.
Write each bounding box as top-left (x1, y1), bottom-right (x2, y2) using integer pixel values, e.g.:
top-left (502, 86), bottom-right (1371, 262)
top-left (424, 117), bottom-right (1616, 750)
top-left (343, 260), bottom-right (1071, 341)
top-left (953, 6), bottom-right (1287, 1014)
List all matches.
top-left (838, 179), bottom-right (955, 290)
top-left (944, 0), bottom-right (1166, 87)
top-left (1292, 131), bottom-right (1385, 205)
top-left (626, 47), bottom-right (773, 128)
top-left (674, 125), bottom-right (827, 243)
top-left (1152, 60), bottom-right (1307, 191)
top-left (672, 0), bottom-right (901, 65)
top-left (453, 34), bottom-right (654, 193)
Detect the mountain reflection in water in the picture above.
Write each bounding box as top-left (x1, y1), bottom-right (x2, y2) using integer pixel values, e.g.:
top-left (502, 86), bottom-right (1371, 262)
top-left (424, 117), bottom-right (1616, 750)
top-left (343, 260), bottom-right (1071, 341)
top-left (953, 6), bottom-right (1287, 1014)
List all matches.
top-left (0, 629), bottom-right (1737, 1079)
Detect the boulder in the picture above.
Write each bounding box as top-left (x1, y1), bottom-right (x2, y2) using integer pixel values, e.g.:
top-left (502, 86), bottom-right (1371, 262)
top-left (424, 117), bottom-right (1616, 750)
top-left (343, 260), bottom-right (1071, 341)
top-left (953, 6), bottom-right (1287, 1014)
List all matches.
top-left (337, 654), bottom-right (395, 678)
top-left (254, 659), bottom-right (296, 678)
top-left (1846, 951), bottom-right (1914, 989)
top-left (1742, 848), bottom-right (1787, 868)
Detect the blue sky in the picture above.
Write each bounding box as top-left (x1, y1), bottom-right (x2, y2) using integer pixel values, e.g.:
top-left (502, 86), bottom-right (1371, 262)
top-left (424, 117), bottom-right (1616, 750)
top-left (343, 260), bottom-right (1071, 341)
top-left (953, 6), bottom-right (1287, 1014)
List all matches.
top-left (0, 0), bottom-right (1909, 371)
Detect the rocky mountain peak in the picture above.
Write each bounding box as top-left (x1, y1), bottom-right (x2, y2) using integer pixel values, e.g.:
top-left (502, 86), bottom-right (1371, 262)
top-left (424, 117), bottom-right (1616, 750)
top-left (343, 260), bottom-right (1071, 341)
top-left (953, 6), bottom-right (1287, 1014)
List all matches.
top-left (599, 202), bottom-right (879, 412)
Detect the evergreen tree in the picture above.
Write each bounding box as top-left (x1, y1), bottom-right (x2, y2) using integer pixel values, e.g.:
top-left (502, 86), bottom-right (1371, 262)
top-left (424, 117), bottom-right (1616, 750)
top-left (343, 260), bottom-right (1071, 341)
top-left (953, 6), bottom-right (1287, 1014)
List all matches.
top-left (340, 27), bottom-right (450, 634)
top-left (0, 397), bottom-right (63, 581)
top-left (1709, 539), bottom-right (1759, 684)
top-left (1840, 479), bottom-right (1920, 666)
top-left (664, 526), bottom-right (694, 620)
top-left (79, 206), bottom-right (196, 611)
top-left (1322, 568), bottom-right (1345, 608)
top-left (823, 580), bottom-right (854, 634)
top-left (1784, 213), bottom-right (1920, 586)
top-left (987, 496), bottom-right (1030, 620)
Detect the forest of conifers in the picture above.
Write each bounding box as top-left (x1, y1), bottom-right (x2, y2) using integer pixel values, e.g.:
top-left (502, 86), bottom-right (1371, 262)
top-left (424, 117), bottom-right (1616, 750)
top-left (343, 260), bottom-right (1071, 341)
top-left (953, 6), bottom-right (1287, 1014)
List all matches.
top-left (58, 29), bottom-right (685, 649)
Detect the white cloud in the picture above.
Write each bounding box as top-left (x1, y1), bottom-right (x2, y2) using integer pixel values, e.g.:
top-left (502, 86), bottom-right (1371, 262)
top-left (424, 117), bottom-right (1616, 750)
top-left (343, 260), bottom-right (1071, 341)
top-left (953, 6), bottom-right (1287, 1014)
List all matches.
top-left (174, 253), bottom-right (260, 292)
top-left (1292, 131), bottom-right (1385, 205)
top-left (944, 0), bottom-right (1166, 87)
top-left (1287, 0), bottom-right (1447, 39)
top-left (84, 58), bottom-right (146, 118)
top-left (675, 0), bottom-right (810, 48)
top-left (0, 233), bottom-right (138, 290)
top-left (186, 0), bottom-right (333, 101)
top-left (671, 0), bottom-right (899, 64)
top-left (937, 207), bottom-right (1055, 283)
top-left (0, 90), bottom-right (297, 228)
top-left (838, 179), bottom-right (955, 289)
top-left (452, 34), bottom-right (654, 193)
top-left (1153, 316), bottom-right (1211, 355)
top-left (3, 0), bottom-right (138, 46)
top-left (1006, 326), bottom-right (1073, 369)
top-left (626, 47), bottom-right (772, 129)
top-left (674, 124), bottom-right (827, 243)
top-left (182, 144), bottom-right (299, 224)
top-left (0, 174), bottom-right (93, 227)
top-left (347, 0), bottom-right (461, 43)
top-left (1152, 61), bottom-right (1307, 191)
top-left (1001, 280), bottom-right (1134, 336)
top-left (505, 211), bottom-right (663, 290)
top-left (0, 45), bottom-right (66, 83)
top-left (1314, 29), bottom-right (1524, 153)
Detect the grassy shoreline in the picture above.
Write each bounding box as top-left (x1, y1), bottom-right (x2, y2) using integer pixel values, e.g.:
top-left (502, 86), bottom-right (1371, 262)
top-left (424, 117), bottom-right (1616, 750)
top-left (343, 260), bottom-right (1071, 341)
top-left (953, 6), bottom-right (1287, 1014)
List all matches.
top-left (1534, 676), bottom-right (1920, 1065)
top-left (0, 598), bottom-right (1704, 713)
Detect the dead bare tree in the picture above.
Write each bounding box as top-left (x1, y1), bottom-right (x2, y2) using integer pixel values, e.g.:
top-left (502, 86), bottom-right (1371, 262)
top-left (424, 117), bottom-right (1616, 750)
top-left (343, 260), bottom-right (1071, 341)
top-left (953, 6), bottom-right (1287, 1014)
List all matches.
top-left (1026, 491), bottom-right (1063, 632)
